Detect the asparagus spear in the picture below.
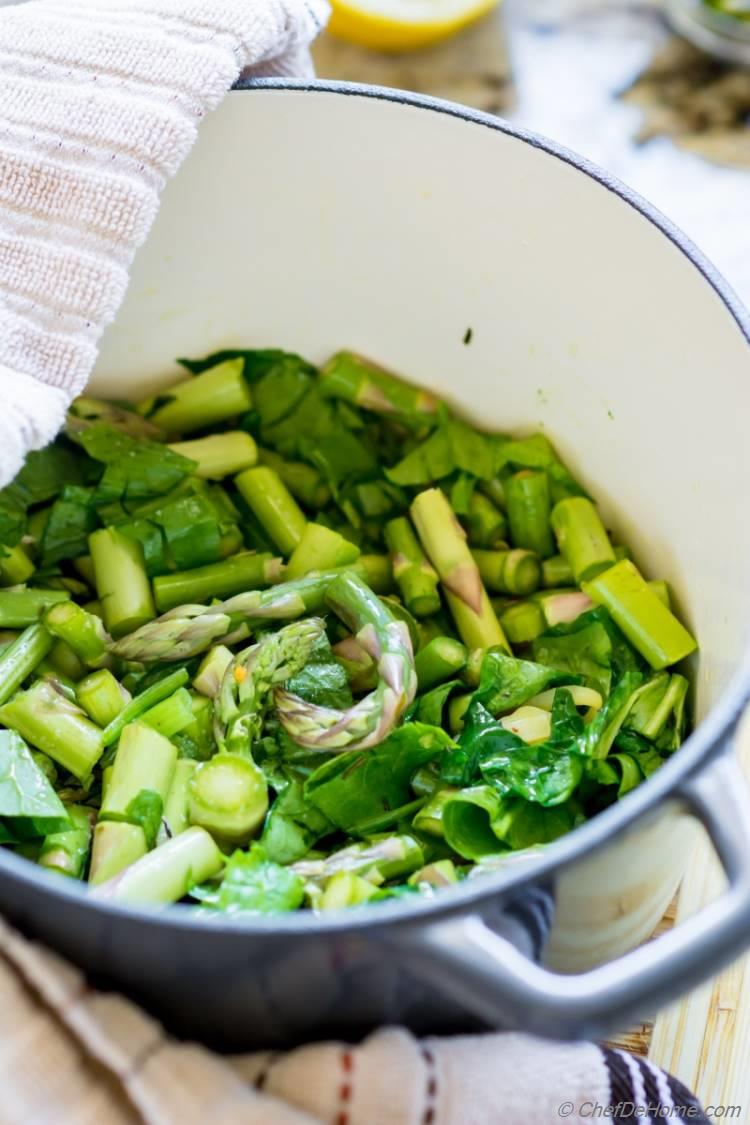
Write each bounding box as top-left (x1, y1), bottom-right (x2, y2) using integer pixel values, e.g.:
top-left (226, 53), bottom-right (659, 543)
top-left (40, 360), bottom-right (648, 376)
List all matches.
top-left (77, 669), bottom-right (131, 728)
top-left (47, 639), bottom-right (86, 682)
top-left (505, 470), bottom-right (555, 558)
top-left (384, 517), bottom-right (441, 618)
top-left (257, 447), bottom-right (331, 509)
top-left (583, 560), bottom-right (697, 670)
top-left (92, 826), bottom-right (223, 904)
top-left (88, 821), bottom-right (148, 885)
top-left (464, 491), bottom-right (508, 549)
top-left (350, 554), bottom-right (393, 594)
top-left (43, 601), bottom-right (110, 668)
top-left (159, 759), bottom-right (197, 841)
top-left (99, 722), bottom-right (177, 844)
top-left (0, 544), bottom-right (35, 586)
top-left (89, 528), bottom-right (156, 638)
top-left (101, 668), bottom-right (189, 746)
top-left (0, 588), bottom-right (69, 628)
top-left (499, 601), bottom-right (546, 645)
top-left (167, 432), bottom-right (257, 479)
top-left (319, 351), bottom-right (439, 421)
top-left (414, 636), bottom-right (468, 691)
top-left (215, 618), bottom-right (325, 752)
top-left (410, 489), bottom-right (509, 653)
top-left (188, 753), bottom-right (268, 844)
top-left (235, 466), bottom-right (307, 556)
top-left (285, 523), bottom-right (360, 581)
top-left (320, 871), bottom-right (378, 909)
top-left (143, 358), bottom-right (252, 436)
top-left (109, 571), bottom-right (339, 662)
top-left (275, 572), bottom-right (417, 751)
top-left (550, 497), bottom-right (615, 583)
top-left (331, 635), bottom-right (379, 693)
top-left (0, 624), bottom-right (53, 706)
top-left (152, 552), bottom-right (283, 613)
top-left (140, 687), bottom-right (194, 739)
top-left (472, 548), bottom-right (541, 597)
top-left (38, 805), bottom-right (94, 879)
top-left (541, 554), bottom-right (574, 588)
top-left (0, 680), bottom-right (103, 782)
top-left (292, 834), bottom-right (424, 883)
top-left (193, 645), bottom-right (233, 698)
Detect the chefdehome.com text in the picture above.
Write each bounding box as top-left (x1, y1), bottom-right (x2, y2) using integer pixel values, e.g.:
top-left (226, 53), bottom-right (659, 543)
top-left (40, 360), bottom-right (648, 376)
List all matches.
top-left (556, 1101), bottom-right (742, 1119)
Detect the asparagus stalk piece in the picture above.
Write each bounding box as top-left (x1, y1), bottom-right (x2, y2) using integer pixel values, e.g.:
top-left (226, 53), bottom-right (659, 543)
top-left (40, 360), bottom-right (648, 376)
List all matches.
top-left (193, 645), bottom-right (234, 698)
top-left (167, 431), bottom-right (257, 479)
top-left (649, 579), bottom-right (671, 609)
top-left (479, 478), bottom-right (507, 510)
top-left (411, 489), bottom-right (508, 653)
top-left (541, 554), bottom-right (574, 588)
top-left (0, 624), bottom-right (53, 706)
top-left (320, 871), bottom-right (377, 909)
top-left (235, 466), bottom-right (307, 556)
top-left (505, 470), bottom-right (555, 558)
top-left (90, 528), bottom-right (155, 638)
top-left (92, 826), bottom-right (223, 903)
top-left (464, 491), bottom-right (508, 549)
top-left (413, 789), bottom-right (458, 838)
top-left (0, 544), bottom-right (35, 586)
top-left (143, 358), bottom-right (252, 436)
top-left (101, 668), bottom-right (189, 746)
top-left (0, 588), bottom-right (69, 628)
top-left (99, 722), bottom-right (177, 845)
top-left (583, 561), bottom-right (697, 670)
top-left (331, 636), bottom-right (378, 693)
top-left (472, 548), bottom-right (541, 597)
top-left (188, 753), bottom-right (268, 844)
top-left (285, 523), bottom-right (360, 581)
top-left (47, 639), bottom-right (86, 682)
top-left (257, 447), bottom-right (331, 509)
top-left (153, 552), bottom-right (283, 613)
top-left (215, 618), bottom-right (325, 752)
top-left (88, 821), bottom-right (148, 885)
top-left (408, 859), bottom-right (459, 888)
top-left (109, 571), bottom-right (339, 662)
top-left (77, 669), bottom-right (131, 728)
top-left (159, 759), bottom-right (197, 842)
top-left (499, 601), bottom-right (547, 645)
top-left (43, 601), bottom-right (111, 668)
top-left (292, 834), bottom-right (424, 883)
top-left (448, 692), bottom-right (472, 732)
top-left (384, 517), bottom-right (441, 618)
top-left (140, 687), bottom-right (194, 739)
top-left (275, 572), bottom-right (417, 751)
top-left (319, 351), bottom-right (439, 422)
top-left (0, 680), bottom-right (103, 781)
top-left (550, 497), bottom-right (615, 583)
top-left (414, 636), bottom-right (468, 691)
top-left (38, 805), bottom-right (94, 879)
top-left (350, 554), bottom-right (393, 594)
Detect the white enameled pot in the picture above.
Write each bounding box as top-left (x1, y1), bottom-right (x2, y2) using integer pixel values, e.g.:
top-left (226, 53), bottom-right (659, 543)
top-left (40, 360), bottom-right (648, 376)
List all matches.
top-left (2, 82), bottom-right (750, 1048)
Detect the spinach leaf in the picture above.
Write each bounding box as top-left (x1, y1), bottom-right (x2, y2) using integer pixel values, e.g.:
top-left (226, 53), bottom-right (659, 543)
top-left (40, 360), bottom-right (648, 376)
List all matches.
top-left (442, 785), bottom-right (575, 860)
top-left (479, 742), bottom-right (584, 807)
top-left (385, 413), bottom-right (499, 486)
top-left (406, 679), bottom-right (462, 727)
top-left (579, 669), bottom-right (643, 759)
top-left (40, 486), bottom-right (98, 567)
top-left (7, 446), bottom-right (87, 508)
top-left (0, 488), bottom-right (28, 550)
top-left (494, 433), bottom-right (586, 503)
top-left (191, 845), bottom-right (304, 915)
top-left (441, 700), bottom-right (523, 787)
top-left (80, 424), bottom-right (195, 504)
top-left (262, 777), bottom-right (333, 865)
top-left (284, 634), bottom-right (352, 710)
top-left (532, 613), bottom-right (614, 698)
top-left (305, 722), bottom-right (453, 832)
top-left (0, 731), bottom-right (70, 835)
top-left (473, 648), bottom-right (576, 715)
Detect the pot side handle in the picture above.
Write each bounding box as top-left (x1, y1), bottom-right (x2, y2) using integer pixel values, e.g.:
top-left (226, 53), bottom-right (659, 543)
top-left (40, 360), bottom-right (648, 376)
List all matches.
top-left (407, 746), bottom-right (750, 1040)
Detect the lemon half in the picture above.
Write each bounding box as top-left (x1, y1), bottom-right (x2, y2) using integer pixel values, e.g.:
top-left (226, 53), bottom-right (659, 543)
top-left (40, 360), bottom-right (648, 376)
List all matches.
top-left (328, 0), bottom-right (501, 52)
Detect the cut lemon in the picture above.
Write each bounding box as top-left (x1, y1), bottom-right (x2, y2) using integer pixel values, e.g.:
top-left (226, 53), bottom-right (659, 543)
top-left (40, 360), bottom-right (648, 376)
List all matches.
top-left (327, 0), bottom-right (501, 52)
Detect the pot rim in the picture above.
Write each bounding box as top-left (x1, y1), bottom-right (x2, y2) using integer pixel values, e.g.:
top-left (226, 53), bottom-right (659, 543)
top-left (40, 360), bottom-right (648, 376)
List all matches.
top-left (4, 78), bottom-right (750, 937)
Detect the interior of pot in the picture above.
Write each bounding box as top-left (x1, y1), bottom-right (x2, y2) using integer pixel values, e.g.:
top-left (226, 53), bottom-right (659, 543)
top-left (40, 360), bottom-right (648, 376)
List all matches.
top-left (93, 83), bottom-right (750, 733)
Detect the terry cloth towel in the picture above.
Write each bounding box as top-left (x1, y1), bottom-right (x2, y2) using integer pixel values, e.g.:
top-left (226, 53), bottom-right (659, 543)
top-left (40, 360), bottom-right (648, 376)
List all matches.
top-left (0, 0), bottom-right (327, 487)
top-left (0, 914), bottom-right (709, 1125)
top-left (0, 2), bottom-right (712, 1123)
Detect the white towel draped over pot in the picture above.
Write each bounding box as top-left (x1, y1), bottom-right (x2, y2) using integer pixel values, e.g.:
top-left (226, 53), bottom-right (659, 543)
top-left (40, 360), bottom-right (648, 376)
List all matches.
top-left (0, 0), bottom-right (327, 486)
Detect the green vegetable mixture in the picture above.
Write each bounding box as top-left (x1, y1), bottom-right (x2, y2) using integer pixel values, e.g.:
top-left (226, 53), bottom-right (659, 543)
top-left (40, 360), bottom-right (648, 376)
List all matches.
top-left (0, 349), bottom-right (697, 913)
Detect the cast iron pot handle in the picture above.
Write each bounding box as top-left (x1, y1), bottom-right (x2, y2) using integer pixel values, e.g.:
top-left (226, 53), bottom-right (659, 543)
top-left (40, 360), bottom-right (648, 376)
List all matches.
top-left (406, 743), bottom-right (750, 1040)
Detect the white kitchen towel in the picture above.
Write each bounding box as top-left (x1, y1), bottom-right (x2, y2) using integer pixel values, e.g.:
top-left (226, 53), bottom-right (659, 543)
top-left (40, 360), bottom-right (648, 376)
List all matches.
top-left (0, 0), bottom-right (328, 488)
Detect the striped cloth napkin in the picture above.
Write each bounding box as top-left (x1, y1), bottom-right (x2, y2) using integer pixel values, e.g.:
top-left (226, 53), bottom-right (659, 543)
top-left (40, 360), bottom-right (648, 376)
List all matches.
top-left (0, 914), bottom-right (709, 1124)
top-left (0, 2), bottom-right (711, 1122)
